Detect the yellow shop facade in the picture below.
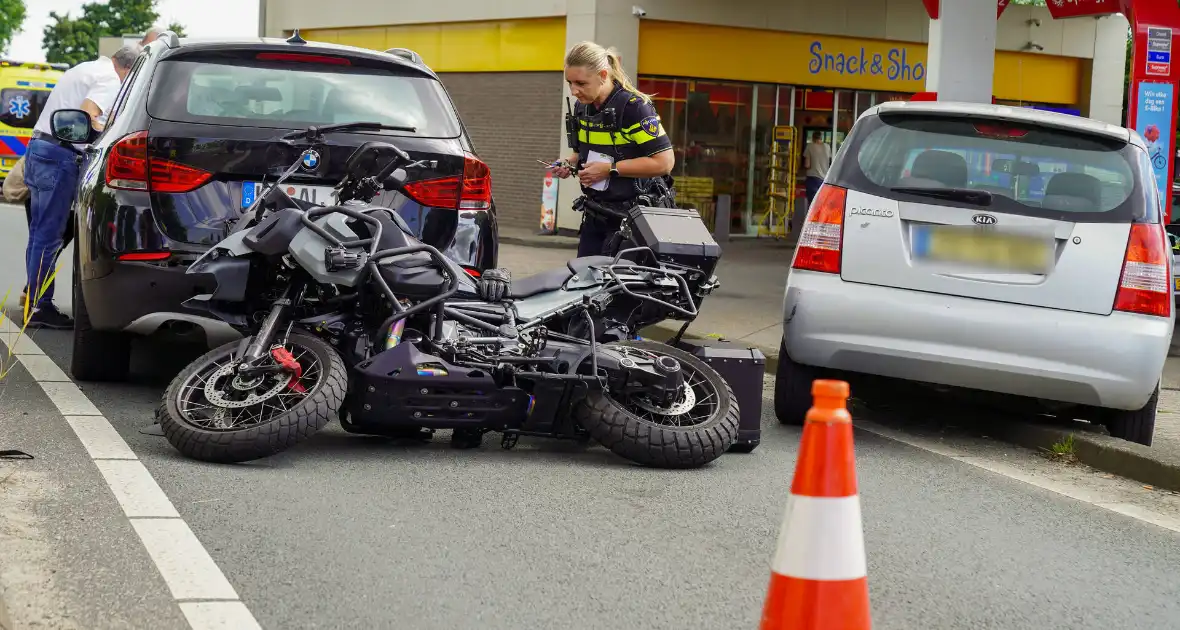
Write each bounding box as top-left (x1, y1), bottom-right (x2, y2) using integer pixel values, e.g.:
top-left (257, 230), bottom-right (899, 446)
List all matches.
top-left (263, 0), bottom-right (1129, 234)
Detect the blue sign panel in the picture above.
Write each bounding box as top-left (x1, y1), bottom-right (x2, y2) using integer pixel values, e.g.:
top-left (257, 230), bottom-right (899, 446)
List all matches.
top-left (1149, 51), bottom-right (1172, 64)
top-left (1135, 82), bottom-right (1175, 204)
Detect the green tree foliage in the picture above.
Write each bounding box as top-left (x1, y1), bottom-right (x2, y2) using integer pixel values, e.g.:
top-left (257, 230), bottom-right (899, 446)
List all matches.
top-left (42, 0), bottom-right (187, 66)
top-left (0, 0), bottom-right (26, 56)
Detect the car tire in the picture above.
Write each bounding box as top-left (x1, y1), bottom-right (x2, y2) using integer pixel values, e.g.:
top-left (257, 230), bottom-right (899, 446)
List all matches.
top-left (70, 247), bottom-right (132, 382)
top-left (1101, 384), bottom-right (1158, 446)
top-left (774, 338), bottom-right (817, 426)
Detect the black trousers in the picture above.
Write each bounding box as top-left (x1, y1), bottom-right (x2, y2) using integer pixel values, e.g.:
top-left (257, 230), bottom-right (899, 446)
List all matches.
top-left (577, 211), bottom-right (623, 258)
top-left (23, 199), bottom-right (74, 294)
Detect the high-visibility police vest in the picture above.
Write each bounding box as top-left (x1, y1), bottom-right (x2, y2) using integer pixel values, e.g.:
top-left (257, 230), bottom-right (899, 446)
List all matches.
top-left (567, 82), bottom-right (673, 203)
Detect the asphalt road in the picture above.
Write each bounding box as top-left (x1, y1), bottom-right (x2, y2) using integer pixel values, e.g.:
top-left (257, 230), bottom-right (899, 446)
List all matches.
top-left (3, 208), bottom-right (1180, 629)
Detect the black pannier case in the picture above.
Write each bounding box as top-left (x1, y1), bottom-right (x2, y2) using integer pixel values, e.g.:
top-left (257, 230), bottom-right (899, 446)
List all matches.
top-left (627, 205), bottom-right (722, 276)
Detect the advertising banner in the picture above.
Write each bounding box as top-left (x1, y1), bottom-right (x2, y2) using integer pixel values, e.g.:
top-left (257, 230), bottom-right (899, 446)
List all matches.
top-left (1135, 82), bottom-right (1175, 206)
top-left (1044, 0), bottom-right (1121, 20)
top-left (539, 171), bottom-right (558, 234)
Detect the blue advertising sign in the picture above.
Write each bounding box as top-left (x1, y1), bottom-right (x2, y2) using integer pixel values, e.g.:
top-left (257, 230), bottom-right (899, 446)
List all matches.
top-left (1135, 82), bottom-right (1175, 205)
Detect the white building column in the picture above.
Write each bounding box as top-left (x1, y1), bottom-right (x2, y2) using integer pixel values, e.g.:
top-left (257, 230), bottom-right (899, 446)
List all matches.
top-left (552, 0), bottom-right (640, 233)
top-left (1088, 13), bottom-right (1131, 125)
top-left (925, 0), bottom-right (997, 103)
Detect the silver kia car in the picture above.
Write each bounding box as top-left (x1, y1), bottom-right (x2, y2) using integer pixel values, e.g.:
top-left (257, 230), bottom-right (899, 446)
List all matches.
top-left (777, 100), bottom-right (1174, 446)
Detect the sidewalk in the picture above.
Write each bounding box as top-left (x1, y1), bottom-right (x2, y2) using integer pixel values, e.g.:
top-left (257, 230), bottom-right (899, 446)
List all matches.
top-left (499, 225), bottom-right (796, 356)
top-left (499, 234), bottom-right (1180, 493)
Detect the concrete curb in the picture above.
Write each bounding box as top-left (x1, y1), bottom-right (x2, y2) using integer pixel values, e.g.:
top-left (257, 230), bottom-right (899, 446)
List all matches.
top-left (499, 234), bottom-right (578, 250)
top-left (984, 419), bottom-right (1180, 493)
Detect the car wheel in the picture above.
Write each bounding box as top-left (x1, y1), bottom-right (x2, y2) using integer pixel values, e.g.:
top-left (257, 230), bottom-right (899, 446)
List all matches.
top-left (1102, 384), bottom-right (1159, 446)
top-left (71, 248), bottom-right (132, 382)
top-left (774, 337), bottom-right (818, 426)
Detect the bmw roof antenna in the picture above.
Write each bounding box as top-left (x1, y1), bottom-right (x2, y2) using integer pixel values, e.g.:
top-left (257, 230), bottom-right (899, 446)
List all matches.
top-left (287, 29), bottom-right (307, 45)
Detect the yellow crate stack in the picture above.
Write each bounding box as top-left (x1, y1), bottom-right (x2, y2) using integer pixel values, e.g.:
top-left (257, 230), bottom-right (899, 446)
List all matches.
top-left (757, 125), bottom-right (798, 239)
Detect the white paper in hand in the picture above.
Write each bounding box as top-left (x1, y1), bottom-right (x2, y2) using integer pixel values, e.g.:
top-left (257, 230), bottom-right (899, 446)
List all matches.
top-left (585, 150), bottom-right (613, 192)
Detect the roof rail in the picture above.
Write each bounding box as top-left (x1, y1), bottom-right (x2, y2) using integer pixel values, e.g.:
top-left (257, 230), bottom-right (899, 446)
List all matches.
top-left (158, 30), bottom-right (181, 48)
top-left (385, 48), bottom-right (423, 65)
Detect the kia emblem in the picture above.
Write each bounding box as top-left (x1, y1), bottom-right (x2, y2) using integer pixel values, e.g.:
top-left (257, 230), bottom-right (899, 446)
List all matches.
top-left (972, 213), bottom-right (997, 225)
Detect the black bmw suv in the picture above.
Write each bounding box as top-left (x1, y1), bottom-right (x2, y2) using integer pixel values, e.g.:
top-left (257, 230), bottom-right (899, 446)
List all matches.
top-left (69, 33), bottom-right (499, 382)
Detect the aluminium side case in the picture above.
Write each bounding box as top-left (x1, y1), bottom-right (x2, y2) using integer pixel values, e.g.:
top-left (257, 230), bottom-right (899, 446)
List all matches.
top-left (627, 205), bottom-right (722, 276)
top-left (672, 338), bottom-right (765, 453)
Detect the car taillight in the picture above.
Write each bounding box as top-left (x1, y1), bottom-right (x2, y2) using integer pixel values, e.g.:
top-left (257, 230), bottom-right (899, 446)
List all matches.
top-left (118, 252), bottom-right (171, 262)
top-left (402, 153), bottom-right (491, 211)
top-left (791, 184), bottom-right (847, 274)
top-left (105, 131), bottom-right (213, 193)
top-left (1113, 223), bottom-right (1172, 318)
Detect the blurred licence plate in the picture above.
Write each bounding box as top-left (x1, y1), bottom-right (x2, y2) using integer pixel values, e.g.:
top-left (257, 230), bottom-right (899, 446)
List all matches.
top-left (241, 182), bottom-right (337, 209)
top-left (912, 224), bottom-right (1052, 273)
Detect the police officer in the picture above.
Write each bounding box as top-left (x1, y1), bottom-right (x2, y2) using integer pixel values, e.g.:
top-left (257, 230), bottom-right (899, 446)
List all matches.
top-left (550, 41), bottom-right (676, 257)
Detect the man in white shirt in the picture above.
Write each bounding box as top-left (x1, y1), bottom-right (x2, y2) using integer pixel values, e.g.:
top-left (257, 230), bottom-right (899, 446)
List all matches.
top-left (802, 131), bottom-right (833, 209)
top-left (22, 44), bottom-right (141, 328)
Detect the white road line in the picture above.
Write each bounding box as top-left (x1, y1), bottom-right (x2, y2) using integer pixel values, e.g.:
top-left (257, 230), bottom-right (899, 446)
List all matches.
top-left (131, 519), bottom-right (242, 601)
top-left (857, 420), bottom-right (1180, 535)
top-left (94, 460), bottom-right (183, 518)
top-left (63, 415), bottom-right (138, 460)
top-left (0, 317), bottom-right (263, 629)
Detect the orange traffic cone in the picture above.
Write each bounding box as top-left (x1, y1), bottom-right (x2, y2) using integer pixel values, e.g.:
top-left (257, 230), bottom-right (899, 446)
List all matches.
top-left (759, 379), bottom-right (871, 630)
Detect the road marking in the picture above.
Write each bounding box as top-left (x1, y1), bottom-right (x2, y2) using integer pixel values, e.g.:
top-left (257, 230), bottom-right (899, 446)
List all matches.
top-left (63, 415), bottom-right (138, 460)
top-left (131, 519), bottom-right (242, 600)
top-left (857, 419), bottom-right (1180, 535)
top-left (0, 317), bottom-right (262, 629)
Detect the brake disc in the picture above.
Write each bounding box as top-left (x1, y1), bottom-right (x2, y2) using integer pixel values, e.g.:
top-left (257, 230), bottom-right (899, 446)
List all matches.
top-left (203, 362), bottom-right (290, 409)
top-left (631, 384), bottom-right (697, 416)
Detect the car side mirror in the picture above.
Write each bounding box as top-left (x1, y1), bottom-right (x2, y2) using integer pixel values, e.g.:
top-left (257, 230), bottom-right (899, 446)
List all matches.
top-left (50, 109), bottom-right (92, 144)
top-left (383, 168), bottom-right (407, 192)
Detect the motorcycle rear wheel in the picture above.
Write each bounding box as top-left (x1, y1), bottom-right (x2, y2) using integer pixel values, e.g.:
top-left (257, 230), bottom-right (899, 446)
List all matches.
top-left (573, 340), bottom-right (740, 469)
top-left (157, 332), bottom-right (347, 464)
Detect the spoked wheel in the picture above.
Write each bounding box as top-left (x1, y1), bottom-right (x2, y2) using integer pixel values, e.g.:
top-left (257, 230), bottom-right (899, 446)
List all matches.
top-left (157, 332), bottom-right (347, 464)
top-left (573, 340), bottom-right (740, 468)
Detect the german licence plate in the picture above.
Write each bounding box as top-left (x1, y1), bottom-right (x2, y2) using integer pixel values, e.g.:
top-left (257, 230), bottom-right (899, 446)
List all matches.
top-left (912, 224), bottom-right (1053, 274)
top-left (241, 182), bottom-right (337, 209)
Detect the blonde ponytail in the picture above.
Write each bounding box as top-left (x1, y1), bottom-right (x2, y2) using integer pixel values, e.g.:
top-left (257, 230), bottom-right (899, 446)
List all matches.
top-left (565, 41), bottom-right (652, 104)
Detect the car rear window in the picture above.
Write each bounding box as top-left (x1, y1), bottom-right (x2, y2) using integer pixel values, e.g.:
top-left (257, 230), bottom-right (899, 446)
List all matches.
top-left (831, 112), bottom-right (1153, 223)
top-left (1, 88), bottom-right (50, 129)
top-left (146, 58), bottom-right (463, 138)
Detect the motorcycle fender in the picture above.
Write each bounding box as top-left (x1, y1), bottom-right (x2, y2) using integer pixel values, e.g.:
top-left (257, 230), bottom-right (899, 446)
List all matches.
top-left (188, 256), bottom-right (252, 303)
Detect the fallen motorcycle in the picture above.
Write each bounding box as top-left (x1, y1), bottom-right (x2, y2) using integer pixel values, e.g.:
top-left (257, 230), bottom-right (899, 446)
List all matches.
top-left (157, 122), bottom-right (738, 468)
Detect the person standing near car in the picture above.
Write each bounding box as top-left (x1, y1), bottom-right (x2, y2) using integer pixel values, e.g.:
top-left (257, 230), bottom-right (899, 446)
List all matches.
top-left (548, 41), bottom-right (676, 258)
top-left (802, 131), bottom-right (832, 209)
top-left (22, 44), bottom-right (141, 329)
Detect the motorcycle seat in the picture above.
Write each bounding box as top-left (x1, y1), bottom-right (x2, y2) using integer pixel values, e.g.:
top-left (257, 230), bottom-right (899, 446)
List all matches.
top-left (509, 256), bottom-right (615, 299)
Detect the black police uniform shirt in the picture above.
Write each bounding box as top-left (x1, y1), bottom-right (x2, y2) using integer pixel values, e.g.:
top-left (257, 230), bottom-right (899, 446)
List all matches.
top-left (574, 82), bottom-right (673, 203)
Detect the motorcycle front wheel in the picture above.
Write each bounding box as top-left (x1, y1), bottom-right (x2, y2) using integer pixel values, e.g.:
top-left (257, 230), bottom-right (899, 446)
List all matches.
top-left (573, 340), bottom-right (740, 469)
top-left (156, 331), bottom-right (348, 464)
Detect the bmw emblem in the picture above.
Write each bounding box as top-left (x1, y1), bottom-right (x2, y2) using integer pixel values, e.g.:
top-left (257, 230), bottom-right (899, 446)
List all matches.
top-left (302, 150), bottom-right (320, 171)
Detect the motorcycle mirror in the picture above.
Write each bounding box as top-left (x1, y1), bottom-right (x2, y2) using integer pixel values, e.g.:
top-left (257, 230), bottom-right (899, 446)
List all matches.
top-left (383, 168), bottom-right (408, 192)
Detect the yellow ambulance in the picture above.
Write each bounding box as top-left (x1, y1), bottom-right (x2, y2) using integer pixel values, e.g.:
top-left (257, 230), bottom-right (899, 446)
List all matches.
top-left (0, 59), bottom-right (68, 179)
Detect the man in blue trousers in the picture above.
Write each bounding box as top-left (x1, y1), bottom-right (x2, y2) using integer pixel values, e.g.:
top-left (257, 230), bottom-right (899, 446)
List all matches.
top-left (22, 45), bottom-right (141, 329)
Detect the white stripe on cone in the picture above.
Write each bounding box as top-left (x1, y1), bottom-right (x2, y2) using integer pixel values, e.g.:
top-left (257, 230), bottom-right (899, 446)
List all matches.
top-left (771, 494), bottom-right (868, 581)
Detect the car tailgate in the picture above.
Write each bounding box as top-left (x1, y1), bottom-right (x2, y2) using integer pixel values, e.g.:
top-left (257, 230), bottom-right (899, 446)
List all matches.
top-left (840, 190), bottom-right (1129, 316)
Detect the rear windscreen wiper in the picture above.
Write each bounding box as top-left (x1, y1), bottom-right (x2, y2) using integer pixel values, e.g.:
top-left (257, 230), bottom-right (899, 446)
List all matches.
top-left (281, 121), bottom-right (417, 141)
top-left (891, 186), bottom-right (993, 206)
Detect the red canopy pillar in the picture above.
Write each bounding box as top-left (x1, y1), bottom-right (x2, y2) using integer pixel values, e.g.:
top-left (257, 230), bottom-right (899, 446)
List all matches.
top-left (1122, 0), bottom-right (1180, 223)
